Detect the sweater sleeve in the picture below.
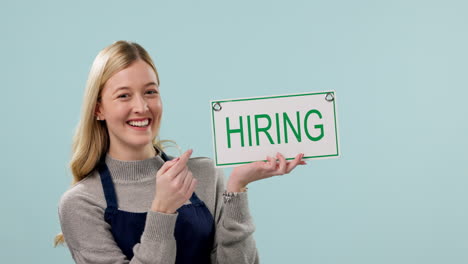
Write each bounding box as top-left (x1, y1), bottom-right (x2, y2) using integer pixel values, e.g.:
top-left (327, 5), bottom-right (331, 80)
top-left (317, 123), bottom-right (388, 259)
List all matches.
top-left (211, 168), bottom-right (260, 264)
top-left (58, 190), bottom-right (178, 264)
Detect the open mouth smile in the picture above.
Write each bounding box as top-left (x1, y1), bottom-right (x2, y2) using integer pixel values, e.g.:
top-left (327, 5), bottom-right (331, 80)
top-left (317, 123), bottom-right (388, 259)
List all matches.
top-left (126, 118), bottom-right (151, 129)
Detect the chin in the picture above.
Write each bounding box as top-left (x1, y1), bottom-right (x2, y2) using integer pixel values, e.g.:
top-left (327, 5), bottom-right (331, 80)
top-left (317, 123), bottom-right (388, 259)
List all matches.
top-left (129, 138), bottom-right (154, 148)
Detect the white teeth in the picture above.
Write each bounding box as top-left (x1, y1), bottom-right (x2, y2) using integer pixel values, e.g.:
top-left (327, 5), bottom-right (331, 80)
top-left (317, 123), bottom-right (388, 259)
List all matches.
top-left (128, 119), bottom-right (149, 127)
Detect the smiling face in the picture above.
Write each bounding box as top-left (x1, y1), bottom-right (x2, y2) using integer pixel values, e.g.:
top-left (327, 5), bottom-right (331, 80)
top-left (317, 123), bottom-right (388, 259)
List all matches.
top-left (96, 59), bottom-right (162, 159)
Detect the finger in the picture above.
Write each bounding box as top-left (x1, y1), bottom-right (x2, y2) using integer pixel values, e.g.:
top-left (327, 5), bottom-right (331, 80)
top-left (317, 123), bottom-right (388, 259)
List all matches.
top-left (174, 166), bottom-right (189, 188)
top-left (157, 156), bottom-right (180, 176)
top-left (276, 153), bottom-right (287, 175)
top-left (167, 149), bottom-right (193, 179)
top-left (181, 170), bottom-right (193, 193)
top-left (190, 178), bottom-right (198, 192)
top-left (266, 156), bottom-right (277, 171)
top-left (185, 178), bottom-right (198, 199)
top-left (286, 153), bottom-right (304, 173)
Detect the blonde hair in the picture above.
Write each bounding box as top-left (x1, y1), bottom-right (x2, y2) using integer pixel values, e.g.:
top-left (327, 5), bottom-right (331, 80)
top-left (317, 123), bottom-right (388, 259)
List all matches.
top-left (55, 40), bottom-right (169, 246)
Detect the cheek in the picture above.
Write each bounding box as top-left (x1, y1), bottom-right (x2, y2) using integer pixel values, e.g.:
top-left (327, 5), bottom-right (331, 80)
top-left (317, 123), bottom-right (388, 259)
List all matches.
top-left (151, 102), bottom-right (162, 128)
top-left (105, 104), bottom-right (129, 123)
top-left (151, 100), bottom-right (163, 116)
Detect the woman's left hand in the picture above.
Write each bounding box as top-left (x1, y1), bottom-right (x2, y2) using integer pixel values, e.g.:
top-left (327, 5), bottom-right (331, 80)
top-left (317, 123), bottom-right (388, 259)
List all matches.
top-left (227, 153), bottom-right (306, 192)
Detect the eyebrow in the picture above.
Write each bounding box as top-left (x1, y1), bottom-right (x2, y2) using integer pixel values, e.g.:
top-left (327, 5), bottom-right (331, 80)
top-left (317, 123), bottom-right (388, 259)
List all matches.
top-left (112, 82), bottom-right (158, 95)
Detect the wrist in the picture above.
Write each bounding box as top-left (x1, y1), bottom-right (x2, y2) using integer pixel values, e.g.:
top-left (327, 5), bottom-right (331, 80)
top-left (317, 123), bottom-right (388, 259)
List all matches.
top-left (150, 200), bottom-right (175, 214)
top-left (226, 180), bottom-right (248, 193)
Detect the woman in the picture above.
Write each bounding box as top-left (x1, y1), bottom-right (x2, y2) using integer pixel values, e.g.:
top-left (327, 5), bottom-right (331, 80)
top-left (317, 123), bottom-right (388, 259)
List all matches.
top-left (56, 40), bottom-right (306, 264)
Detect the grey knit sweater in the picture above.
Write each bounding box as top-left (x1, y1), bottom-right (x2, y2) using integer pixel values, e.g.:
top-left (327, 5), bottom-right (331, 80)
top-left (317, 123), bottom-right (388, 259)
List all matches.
top-left (58, 154), bottom-right (259, 263)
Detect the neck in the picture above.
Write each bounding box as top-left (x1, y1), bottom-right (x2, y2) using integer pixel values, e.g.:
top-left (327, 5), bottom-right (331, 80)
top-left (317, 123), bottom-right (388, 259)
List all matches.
top-left (107, 143), bottom-right (156, 161)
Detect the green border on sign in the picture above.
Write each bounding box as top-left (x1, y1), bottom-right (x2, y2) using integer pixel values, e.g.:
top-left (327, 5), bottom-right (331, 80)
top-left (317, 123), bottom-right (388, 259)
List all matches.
top-left (210, 91), bottom-right (339, 166)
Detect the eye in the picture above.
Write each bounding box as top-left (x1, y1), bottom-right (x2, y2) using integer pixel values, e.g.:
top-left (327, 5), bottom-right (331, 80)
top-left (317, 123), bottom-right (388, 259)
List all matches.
top-left (146, 90), bottom-right (159, 95)
top-left (117, 94), bottom-right (130, 99)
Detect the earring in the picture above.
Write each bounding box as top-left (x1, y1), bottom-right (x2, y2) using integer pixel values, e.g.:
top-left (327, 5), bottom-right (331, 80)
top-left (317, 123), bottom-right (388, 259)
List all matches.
top-left (96, 116), bottom-right (100, 121)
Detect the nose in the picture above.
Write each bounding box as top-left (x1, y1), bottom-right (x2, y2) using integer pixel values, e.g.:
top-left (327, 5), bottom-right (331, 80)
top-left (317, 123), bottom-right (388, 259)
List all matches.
top-left (133, 95), bottom-right (149, 113)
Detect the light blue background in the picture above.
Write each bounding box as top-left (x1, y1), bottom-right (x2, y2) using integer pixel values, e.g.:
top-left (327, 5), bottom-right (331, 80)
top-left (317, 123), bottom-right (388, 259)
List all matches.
top-left (1, 0), bottom-right (467, 263)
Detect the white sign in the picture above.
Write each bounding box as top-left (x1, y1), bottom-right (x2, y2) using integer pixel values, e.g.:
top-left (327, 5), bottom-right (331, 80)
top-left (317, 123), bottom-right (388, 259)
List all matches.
top-left (210, 91), bottom-right (340, 167)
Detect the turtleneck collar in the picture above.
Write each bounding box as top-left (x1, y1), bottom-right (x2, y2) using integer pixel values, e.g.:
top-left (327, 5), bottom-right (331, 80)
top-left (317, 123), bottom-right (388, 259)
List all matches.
top-left (104, 153), bottom-right (165, 183)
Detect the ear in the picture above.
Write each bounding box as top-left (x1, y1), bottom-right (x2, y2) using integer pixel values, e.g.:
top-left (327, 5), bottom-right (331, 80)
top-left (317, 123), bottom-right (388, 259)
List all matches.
top-left (95, 102), bottom-right (105, 121)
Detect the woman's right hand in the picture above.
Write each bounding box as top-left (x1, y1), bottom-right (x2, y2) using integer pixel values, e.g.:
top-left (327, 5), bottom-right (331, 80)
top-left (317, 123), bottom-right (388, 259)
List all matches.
top-left (150, 149), bottom-right (197, 214)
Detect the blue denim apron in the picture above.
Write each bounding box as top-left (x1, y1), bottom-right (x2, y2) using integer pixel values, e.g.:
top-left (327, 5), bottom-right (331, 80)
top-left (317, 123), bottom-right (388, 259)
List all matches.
top-left (97, 152), bottom-right (215, 263)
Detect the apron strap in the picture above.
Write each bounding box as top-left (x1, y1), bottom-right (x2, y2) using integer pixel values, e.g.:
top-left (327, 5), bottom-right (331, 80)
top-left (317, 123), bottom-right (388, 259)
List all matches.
top-left (160, 151), bottom-right (171, 162)
top-left (189, 192), bottom-right (203, 205)
top-left (98, 162), bottom-right (118, 212)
